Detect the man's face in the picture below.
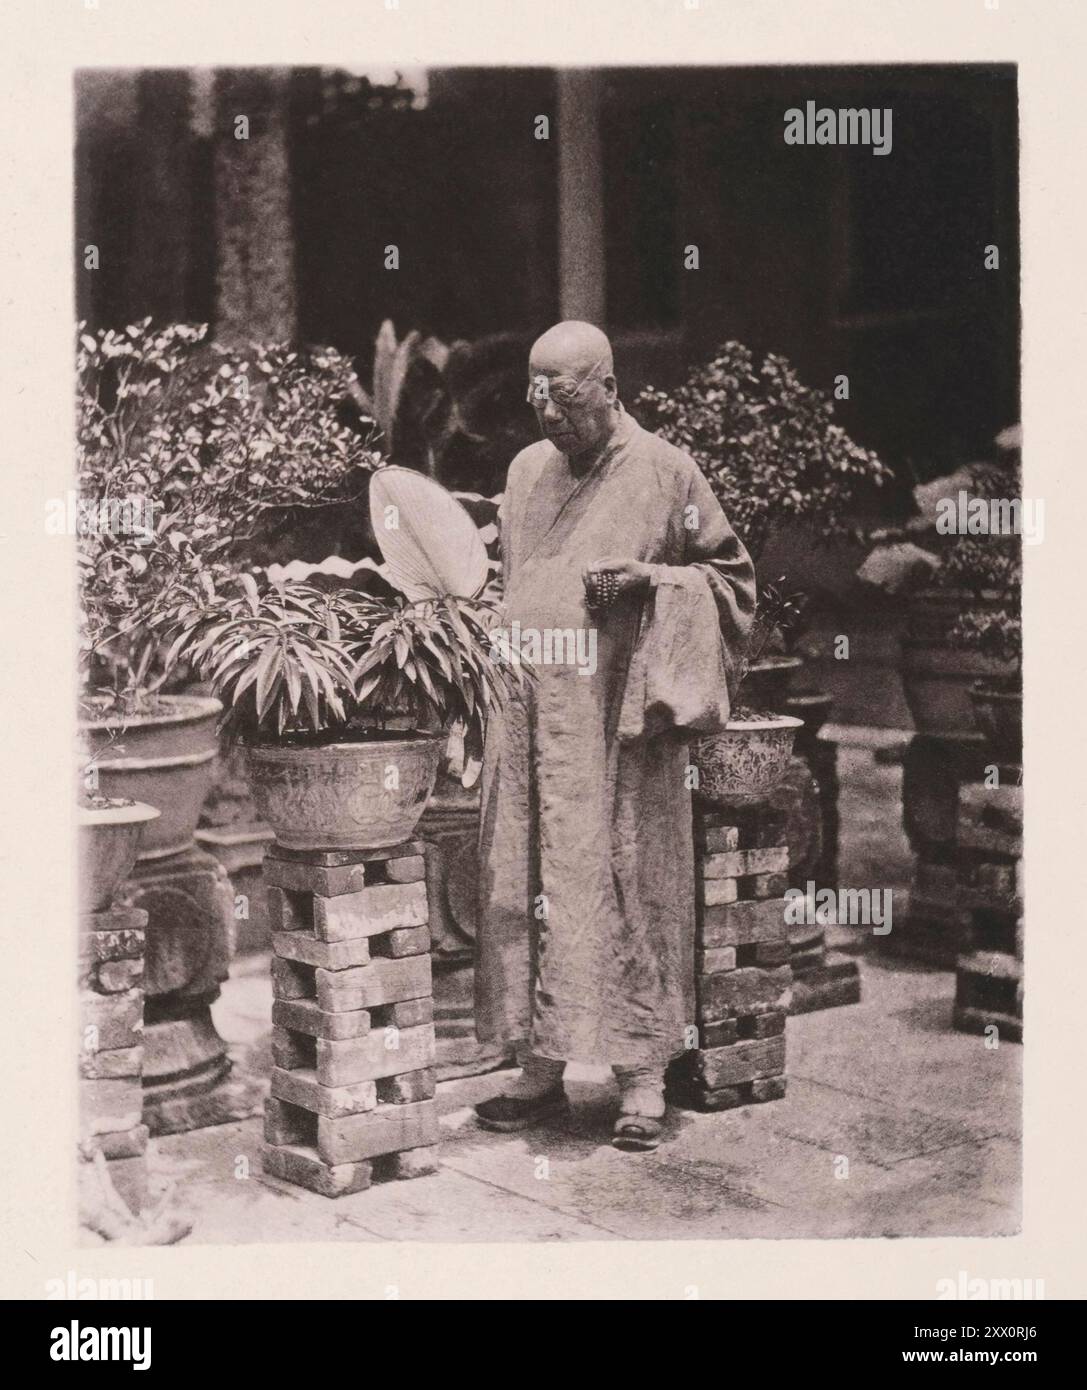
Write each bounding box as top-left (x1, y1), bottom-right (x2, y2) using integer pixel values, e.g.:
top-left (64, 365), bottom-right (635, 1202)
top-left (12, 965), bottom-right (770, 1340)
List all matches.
top-left (526, 359), bottom-right (617, 457)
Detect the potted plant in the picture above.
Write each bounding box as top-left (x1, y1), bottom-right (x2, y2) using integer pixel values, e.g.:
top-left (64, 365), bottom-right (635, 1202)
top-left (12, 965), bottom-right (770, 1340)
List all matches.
top-left (158, 469), bottom-right (527, 851)
top-left (636, 341), bottom-right (890, 705)
top-left (77, 755), bottom-right (161, 914)
top-left (857, 430), bottom-right (1021, 737)
top-left (952, 591), bottom-right (1022, 760)
top-left (692, 583), bottom-right (805, 807)
top-left (76, 320), bottom-right (377, 858)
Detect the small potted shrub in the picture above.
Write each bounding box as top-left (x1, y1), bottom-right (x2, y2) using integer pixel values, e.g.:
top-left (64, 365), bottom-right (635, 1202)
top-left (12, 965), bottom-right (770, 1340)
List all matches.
top-left (693, 583), bottom-right (805, 807)
top-left (952, 599), bottom-right (1022, 760)
top-left (636, 342), bottom-right (889, 784)
top-left (159, 470), bottom-right (527, 850)
top-left (76, 320), bottom-right (376, 857)
top-left (637, 340), bottom-right (890, 712)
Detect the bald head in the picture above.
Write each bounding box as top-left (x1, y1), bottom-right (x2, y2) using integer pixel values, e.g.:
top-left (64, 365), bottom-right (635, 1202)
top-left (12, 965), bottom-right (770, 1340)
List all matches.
top-left (526, 321), bottom-right (620, 463)
top-left (529, 320), bottom-right (614, 378)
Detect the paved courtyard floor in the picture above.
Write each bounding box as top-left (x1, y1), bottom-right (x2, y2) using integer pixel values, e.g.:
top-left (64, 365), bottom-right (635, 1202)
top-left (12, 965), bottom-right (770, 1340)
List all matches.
top-left (131, 728), bottom-right (1021, 1244)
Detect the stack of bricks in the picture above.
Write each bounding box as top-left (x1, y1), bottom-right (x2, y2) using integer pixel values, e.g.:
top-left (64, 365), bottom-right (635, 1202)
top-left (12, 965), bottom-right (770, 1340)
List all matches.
top-left (667, 805), bottom-right (791, 1111)
top-left (79, 904), bottom-right (149, 1215)
top-left (262, 840), bottom-right (440, 1197)
top-left (953, 781), bottom-right (1023, 1043)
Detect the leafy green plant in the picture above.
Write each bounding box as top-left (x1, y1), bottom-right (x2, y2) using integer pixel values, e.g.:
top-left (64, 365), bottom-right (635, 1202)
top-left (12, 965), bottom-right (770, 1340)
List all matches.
top-left (636, 341), bottom-right (891, 562)
top-left (76, 319), bottom-right (379, 715)
top-left (157, 574), bottom-right (528, 760)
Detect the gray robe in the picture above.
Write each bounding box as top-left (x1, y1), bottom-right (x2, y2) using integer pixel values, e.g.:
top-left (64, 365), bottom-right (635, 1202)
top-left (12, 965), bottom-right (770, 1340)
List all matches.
top-left (475, 409), bottom-right (756, 1065)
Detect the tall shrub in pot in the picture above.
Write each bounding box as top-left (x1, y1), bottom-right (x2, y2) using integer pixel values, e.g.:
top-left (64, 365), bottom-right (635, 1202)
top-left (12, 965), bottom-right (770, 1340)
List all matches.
top-left (636, 341), bottom-right (891, 712)
top-left (76, 320), bottom-right (378, 855)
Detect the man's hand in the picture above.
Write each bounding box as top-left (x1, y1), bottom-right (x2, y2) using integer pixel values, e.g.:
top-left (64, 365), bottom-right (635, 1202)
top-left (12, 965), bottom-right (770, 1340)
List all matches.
top-left (582, 557), bottom-right (653, 605)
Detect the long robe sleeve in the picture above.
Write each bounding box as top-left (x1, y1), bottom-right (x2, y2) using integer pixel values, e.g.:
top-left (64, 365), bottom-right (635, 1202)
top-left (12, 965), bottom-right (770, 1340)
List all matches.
top-left (617, 464), bottom-right (756, 740)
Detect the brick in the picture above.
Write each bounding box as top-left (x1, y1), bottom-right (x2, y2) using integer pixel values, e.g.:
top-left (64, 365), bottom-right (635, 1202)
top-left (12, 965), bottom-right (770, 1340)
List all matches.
top-left (700, 897), bottom-right (786, 948)
top-left (80, 1078), bottom-right (143, 1135)
top-left (79, 1045), bottom-right (143, 1080)
top-left (80, 990), bottom-right (143, 1050)
top-left (698, 1019), bottom-right (739, 1048)
top-left (750, 1075), bottom-right (787, 1102)
top-left (697, 946), bottom-right (737, 974)
top-left (266, 840), bottom-right (426, 870)
top-left (375, 1144), bottom-right (439, 1180)
top-left (956, 950), bottom-right (1022, 983)
top-left (82, 1124), bottom-right (149, 1160)
top-left (317, 1099), bottom-right (438, 1165)
top-left (264, 1096), bottom-right (312, 1146)
top-left (271, 1027), bottom-right (316, 1070)
top-left (263, 857), bottom-right (370, 896)
top-left (273, 931), bottom-right (370, 971)
top-left (371, 997), bottom-right (434, 1029)
top-left (316, 881), bottom-right (427, 942)
top-left (271, 1066), bottom-right (378, 1118)
top-left (703, 847), bottom-right (788, 879)
top-left (957, 784), bottom-right (1023, 857)
top-left (316, 956), bottom-right (431, 1013)
top-left (702, 877), bottom-right (738, 908)
top-left (94, 959), bottom-right (145, 993)
top-left (695, 1036), bottom-right (786, 1089)
top-left (753, 940), bottom-right (791, 967)
top-left (376, 1068), bottom-right (436, 1104)
top-left (262, 1142), bottom-right (372, 1197)
top-left (697, 965), bottom-right (792, 1023)
top-left (749, 872), bottom-right (789, 899)
top-left (272, 998), bottom-right (371, 1040)
top-left (372, 925), bottom-right (430, 959)
top-left (384, 854), bottom-right (426, 884)
top-left (315, 1025), bottom-right (435, 1087)
top-left (743, 1010), bottom-right (787, 1038)
top-left (271, 956), bottom-right (315, 1001)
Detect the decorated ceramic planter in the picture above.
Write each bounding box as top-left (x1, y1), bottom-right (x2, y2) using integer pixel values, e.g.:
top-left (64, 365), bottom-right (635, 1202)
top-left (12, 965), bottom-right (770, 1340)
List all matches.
top-left (968, 681), bottom-right (1022, 760)
top-left (80, 694), bottom-right (223, 860)
top-left (244, 732), bottom-right (445, 851)
top-left (78, 800), bottom-right (161, 913)
top-left (694, 715), bottom-right (805, 808)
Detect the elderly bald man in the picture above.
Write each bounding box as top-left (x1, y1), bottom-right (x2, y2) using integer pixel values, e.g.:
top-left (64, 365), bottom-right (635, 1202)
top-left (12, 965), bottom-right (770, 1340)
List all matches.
top-left (474, 321), bottom-right (756, 1150)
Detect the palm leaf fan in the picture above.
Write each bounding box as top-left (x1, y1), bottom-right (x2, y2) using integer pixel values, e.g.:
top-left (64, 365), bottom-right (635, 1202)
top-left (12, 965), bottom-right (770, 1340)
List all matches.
top-left (368, 465), bottom-right (489, 601)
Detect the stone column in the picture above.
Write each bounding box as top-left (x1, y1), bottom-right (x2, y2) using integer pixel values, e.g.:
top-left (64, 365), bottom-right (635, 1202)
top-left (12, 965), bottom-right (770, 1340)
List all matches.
top-left (213, 67), bottom-right (297, 343)
top-left (557, 69), bottom-right (605, 324)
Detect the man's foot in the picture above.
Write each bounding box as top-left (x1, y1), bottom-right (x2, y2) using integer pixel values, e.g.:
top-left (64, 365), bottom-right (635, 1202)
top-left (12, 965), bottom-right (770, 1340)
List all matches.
top-left (475, 1084), bottom-right (568, 1132)
top-left (611, 1113), bottom-right (664, 1152)
top-left (612, 1065), bottom-right (667, 1153)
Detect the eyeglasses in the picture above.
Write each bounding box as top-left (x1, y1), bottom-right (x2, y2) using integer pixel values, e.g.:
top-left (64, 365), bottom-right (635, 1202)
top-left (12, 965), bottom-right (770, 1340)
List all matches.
top-left (525, 360), bottom-right (608, 411)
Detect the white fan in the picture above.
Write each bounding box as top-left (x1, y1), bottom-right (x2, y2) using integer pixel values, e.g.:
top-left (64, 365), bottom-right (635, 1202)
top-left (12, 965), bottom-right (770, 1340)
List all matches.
top-left (368, 465), bottom-right (490, 601)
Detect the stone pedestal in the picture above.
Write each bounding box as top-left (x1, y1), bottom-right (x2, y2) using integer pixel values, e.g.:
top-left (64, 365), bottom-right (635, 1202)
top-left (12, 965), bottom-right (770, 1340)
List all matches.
top-left (667, 804), bottom-right (791, 1111)
top-left (120, 844), bottom-right (261, 1134)
top-left (419, 782), bottom-right (514, 1080)
top-left (954, 776), bottom-right (1023, 1042)
top-left (890, 733), bottom-right (991, 966)
top-left (196, 822), bottom-right (275, 955)
top-left (262, 840), bottom-right (439, 1196)
top-left (79, 904), bottom-right (149, 1216)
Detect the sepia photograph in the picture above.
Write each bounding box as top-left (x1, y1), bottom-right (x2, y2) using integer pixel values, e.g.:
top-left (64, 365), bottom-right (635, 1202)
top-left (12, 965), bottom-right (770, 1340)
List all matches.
top-left (69, 57), bottom-right (1023, 1246)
